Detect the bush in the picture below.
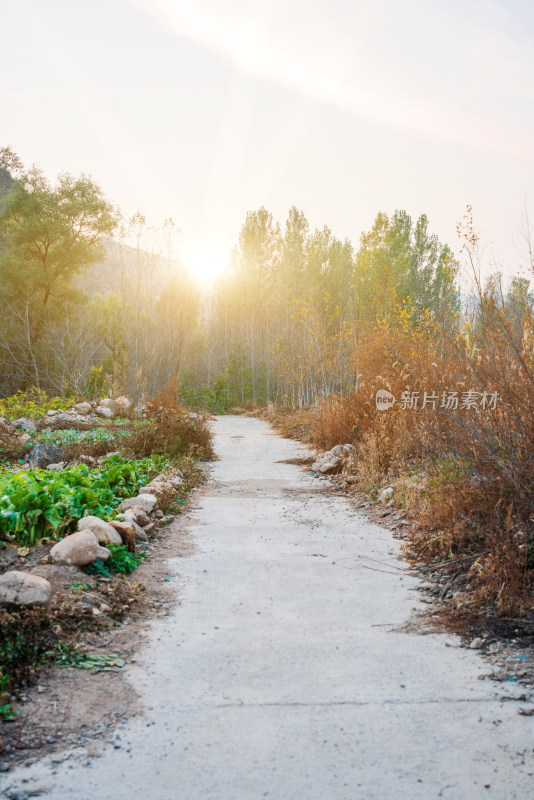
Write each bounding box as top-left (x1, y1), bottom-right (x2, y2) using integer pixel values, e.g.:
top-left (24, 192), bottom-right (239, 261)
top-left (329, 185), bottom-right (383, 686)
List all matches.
top-left (126, 406), bottom-right (214, 461)
top-left (0, 388), bottom-right (73, 420)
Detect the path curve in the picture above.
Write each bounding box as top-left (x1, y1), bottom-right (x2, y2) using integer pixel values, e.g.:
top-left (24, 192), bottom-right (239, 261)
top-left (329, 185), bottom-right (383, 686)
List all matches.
top-left (3, 415), bottom-right (534, 799)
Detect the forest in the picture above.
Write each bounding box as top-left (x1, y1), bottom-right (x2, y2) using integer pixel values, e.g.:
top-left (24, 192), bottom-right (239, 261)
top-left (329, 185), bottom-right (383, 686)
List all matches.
top-left (2, 147), bottom-right (534, 615)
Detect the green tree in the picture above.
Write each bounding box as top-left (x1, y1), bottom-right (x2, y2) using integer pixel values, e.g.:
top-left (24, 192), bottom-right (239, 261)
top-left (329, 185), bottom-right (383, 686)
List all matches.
top-left (0, 152), bottom-right (118, 387)
top-left (354, 210), bottom-right (459, 325)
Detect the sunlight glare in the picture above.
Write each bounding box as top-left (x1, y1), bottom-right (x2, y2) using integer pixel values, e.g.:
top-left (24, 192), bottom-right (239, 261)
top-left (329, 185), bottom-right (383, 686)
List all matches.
top-left (184, 245), bottom-right (229, 284)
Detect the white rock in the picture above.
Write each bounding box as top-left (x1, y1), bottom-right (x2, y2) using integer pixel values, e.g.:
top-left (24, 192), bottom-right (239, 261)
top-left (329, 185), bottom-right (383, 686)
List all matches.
top-left (469, 637), bottom-right (483, 649)
top-left (46, 462), bottom-right (66, 471)
top-left (50, 531), bottom-right (100, 566)
top-left (123, 506), bottom-right (151, 527)
top-left (95, 406), bottom-right (114, 419)
top-left (96, 545), bottom-right (111, 561)
top-left (12, 417), bottom-right (37, 433)
top-left (99, 398), bottom-right (116, 410)
top-left (0, 571), bottom-right (52, 606)
top-left (115, 396), bottom-right (132, 416)
top-left (77, 516), bottom-right (123, 545)
top-left (143, 480), bottom-right (175, 502)
top-left (73, 402), bottom-right (92, 415)
top-left (19, 433), bottom-right (31, 445)
top-left (120, 493), bottom-right (158, 514)
top-left (319, 457), bottom-right (341, 474)
top-left (329, 445), bottom-right (346, 457)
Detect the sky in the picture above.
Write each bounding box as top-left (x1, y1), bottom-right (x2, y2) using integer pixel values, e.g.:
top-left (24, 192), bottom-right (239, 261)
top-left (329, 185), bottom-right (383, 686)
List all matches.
top-left (2, 0), bottom-right (534, 283)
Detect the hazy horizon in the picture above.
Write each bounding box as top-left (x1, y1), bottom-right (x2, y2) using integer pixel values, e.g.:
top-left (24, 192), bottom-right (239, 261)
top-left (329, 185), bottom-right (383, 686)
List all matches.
top-left (3, 0), bottom-right (534, 282)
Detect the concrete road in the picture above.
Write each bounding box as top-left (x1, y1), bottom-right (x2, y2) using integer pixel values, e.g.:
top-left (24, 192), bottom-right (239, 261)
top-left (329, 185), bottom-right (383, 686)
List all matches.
top-left (3, 415), bottom-right (534, 799)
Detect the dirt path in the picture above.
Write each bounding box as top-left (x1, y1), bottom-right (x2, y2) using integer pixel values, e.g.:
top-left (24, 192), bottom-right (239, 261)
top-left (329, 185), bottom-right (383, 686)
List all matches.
top-left (2, 415), bottom-right (534, 799)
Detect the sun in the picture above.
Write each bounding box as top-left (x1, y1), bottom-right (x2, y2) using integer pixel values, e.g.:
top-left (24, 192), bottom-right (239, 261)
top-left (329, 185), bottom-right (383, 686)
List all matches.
top-left (184, 245), bottom-right (229, 285)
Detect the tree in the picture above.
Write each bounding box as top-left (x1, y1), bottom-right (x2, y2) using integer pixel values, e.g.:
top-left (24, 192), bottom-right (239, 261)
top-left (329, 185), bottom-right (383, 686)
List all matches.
top-left (354, 210), bottom-right (459, 325)
top-left (0, 153), bottom-right (118, 387)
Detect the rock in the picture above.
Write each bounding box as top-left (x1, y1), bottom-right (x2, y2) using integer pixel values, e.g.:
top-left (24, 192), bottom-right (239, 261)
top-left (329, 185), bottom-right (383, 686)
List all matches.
top-left (329, 445), bottom-right (346, 457)
top-left (73, 402), bottom-right (92, 415)
top-left (43, 412), bottom-right (93, 431)
top-left (98, 398), bottom-right (116, 410)
top-left (108, 521), bottom-right (136, 552)
top-left (144, 522), bottom-right (157, 534)
top-left (143, 480), bottom-right (176, 505)
top-left (46, 409), bottom-right (59, 416)
top-left (96, 545), bottom-right (111, 561)
top-left (119, 515), bottom-right (147, 541)
top-left (155, 510), bottom-right (164, 519)
top-left (123, 506), bottom-right (151, 527)
top-left (0, 571), bottom-right (52, 606)
top-left (470, 637), bottom-right (484, 649)
top-left (12, 417), bottom-right (37, 433)
top-left (120, 493), bottom-right (158, 514)
top-left (319, 458), bottom-right (341, 474)
top-left (115, 396), bottom-right (132, 416)
top-left (19, 433), bottom-right (31, 445)
top-left (79, 455), bottom-right (96, 467)
top-left (97, 451), bottom-right (120, 463)
top-left (46, 462), bottom-right (67, 471)
top-left (77, 516), bottom-right (122, 545)
top-left (165, 473), bottom-right (184, 488)
top-left (50, 531), bottom-right (101, 566)
top-left (28, 444), bottom-right (67, 469)
top-left (95, 406), bottom-right (114, 419)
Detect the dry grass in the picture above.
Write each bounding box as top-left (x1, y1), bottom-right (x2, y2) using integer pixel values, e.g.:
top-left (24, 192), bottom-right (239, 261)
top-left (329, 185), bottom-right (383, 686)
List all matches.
top-left (278, 301), bottom-right (534, 616)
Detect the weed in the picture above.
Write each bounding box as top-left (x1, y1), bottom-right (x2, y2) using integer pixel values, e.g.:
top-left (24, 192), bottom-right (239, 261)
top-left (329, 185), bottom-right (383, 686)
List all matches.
top-left (85, 544), bottom-right (145, 576)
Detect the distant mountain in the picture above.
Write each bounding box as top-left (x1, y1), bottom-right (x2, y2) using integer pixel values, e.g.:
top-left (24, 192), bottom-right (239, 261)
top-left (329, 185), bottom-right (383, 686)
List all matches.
top-left (80, 238), bottom-right (191, 297)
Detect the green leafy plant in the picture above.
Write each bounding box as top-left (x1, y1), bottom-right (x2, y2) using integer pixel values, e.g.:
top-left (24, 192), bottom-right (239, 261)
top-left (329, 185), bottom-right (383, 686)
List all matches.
top-left (0, 454), bottom-right (166, 546)
top-left (35, 428), bottom-right (131, 447)
top-left (86, 543), bottom-right (145, 576)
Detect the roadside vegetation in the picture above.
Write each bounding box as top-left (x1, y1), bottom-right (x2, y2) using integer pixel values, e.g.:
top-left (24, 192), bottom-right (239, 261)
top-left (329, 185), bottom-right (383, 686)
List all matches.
top-left (1, 143), bottom-right (534, 720)
top-left (261, 216), bottom-right (534, 621)
top-left (0, 388), bottom-right (213, 721)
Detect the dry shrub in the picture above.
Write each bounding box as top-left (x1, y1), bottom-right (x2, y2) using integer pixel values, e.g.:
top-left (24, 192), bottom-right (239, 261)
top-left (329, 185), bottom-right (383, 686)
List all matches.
top-left (153, 376), bottom-right (182, 413)
top-left (298, 300), bottom-right (534, 616)
top-left (126, 406), bottom-right (214, 461)
top-left (0, 421), bottom-right (25, 461)
top-left (259, 405), bottom-right (317, 442)
top-left (310, 319), bottom-right (437, 480)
